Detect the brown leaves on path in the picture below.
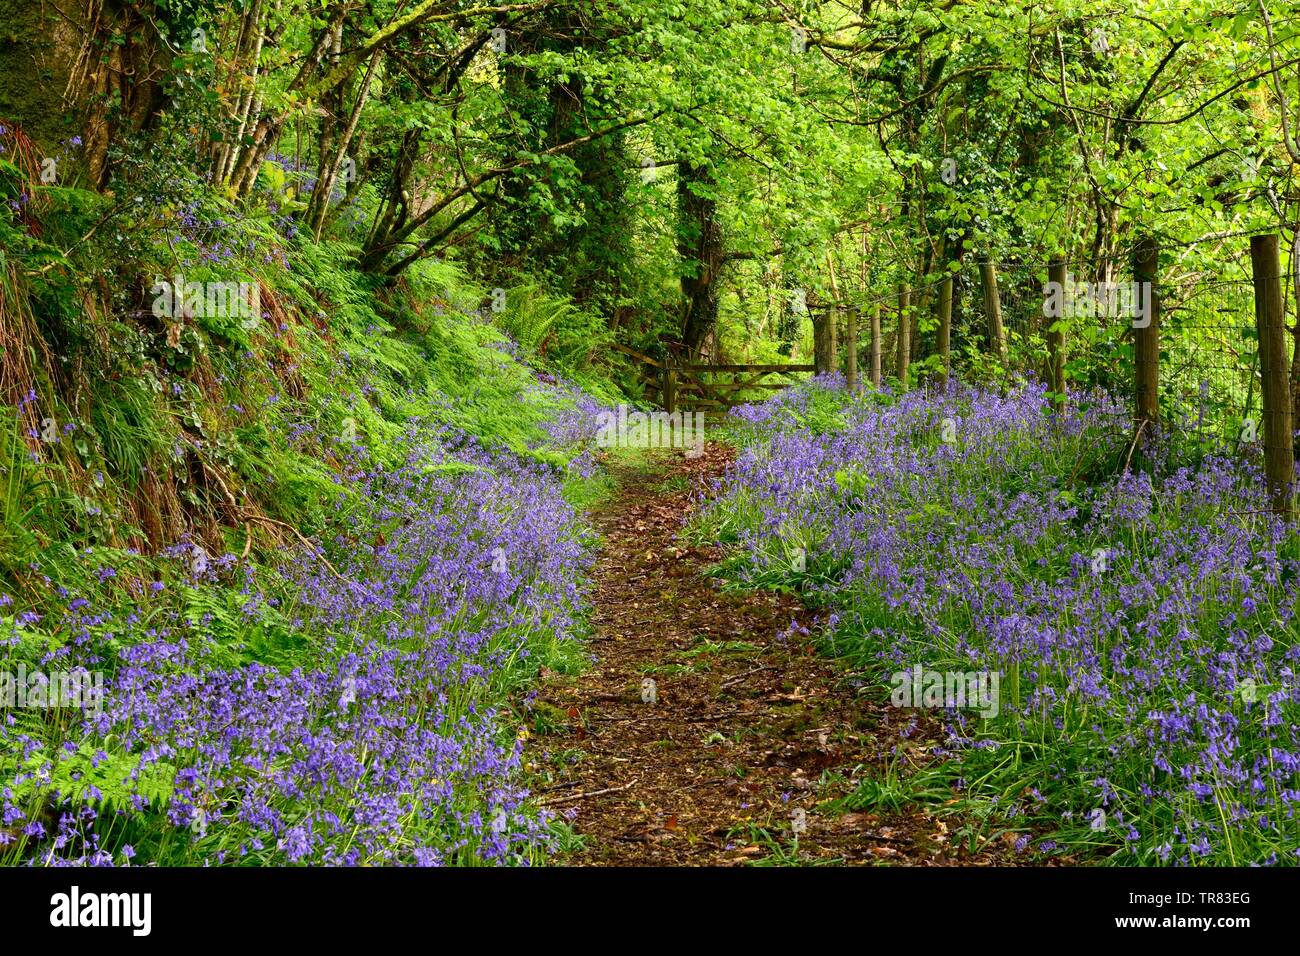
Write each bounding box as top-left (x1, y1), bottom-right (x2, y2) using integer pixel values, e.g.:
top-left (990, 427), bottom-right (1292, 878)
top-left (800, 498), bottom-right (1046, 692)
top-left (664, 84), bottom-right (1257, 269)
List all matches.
top-left (529, 443), bottom-right (1016, 867)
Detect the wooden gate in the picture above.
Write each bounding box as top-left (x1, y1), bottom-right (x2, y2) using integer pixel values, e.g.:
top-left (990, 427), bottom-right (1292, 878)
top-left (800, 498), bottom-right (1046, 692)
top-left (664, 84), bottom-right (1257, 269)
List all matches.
top-left (610, 344), bottom-right (814, 415)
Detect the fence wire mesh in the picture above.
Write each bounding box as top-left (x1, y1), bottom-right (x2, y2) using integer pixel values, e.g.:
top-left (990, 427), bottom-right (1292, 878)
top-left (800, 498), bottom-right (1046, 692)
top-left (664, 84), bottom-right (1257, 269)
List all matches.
top-left (856, 249), bottom-right (1281, 456)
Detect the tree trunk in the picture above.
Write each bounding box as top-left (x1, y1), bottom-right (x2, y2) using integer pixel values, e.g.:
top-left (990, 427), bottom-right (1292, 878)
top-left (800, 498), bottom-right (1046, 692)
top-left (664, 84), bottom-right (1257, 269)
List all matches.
top-left (678, 161), bottom-right (722, 357)
top-left (1252, 234), bottom-right (1294, 518)
top-left (307, 48), bottom-right (380, 239)
top-left (980, 260), bottom-right (1007, 366)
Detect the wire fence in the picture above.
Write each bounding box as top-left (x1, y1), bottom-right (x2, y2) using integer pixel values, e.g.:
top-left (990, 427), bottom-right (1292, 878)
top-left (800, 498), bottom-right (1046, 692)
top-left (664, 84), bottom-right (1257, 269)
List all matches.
top-left (1159, 277), bottom-right (1259, 443)
top-left (858, 247), bottom-right (1277, 454)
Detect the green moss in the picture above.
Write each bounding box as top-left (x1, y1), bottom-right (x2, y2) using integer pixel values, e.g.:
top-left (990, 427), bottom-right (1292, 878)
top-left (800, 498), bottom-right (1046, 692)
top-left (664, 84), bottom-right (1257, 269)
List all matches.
top-left (0, 1), bottom-right (82, 150)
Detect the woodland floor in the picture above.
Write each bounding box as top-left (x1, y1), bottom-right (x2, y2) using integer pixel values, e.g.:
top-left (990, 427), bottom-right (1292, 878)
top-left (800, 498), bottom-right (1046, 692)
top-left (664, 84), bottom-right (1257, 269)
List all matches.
top-left (532, 443), bottom-right (1024, 866)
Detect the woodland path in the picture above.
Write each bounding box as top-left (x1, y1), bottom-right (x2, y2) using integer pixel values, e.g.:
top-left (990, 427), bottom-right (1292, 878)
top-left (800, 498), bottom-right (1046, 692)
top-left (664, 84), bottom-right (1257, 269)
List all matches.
top-left (532, 443), bottom-right (1018, 866)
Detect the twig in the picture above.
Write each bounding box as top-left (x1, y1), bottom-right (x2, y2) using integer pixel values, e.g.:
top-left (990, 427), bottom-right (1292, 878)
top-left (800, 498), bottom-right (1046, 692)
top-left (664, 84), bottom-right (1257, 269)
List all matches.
top-left (539, 780), bottom-right (584, 793)
top-left (539, 778), bottom-right (640, 806)
top-left (591, 709), bottom-right (743, 723)
top-left (721, 664), bottom-right (777, 688)
top-left (1122, 418), bottom-right (1148, 475)
top-left (239, 510), bottom-right (349, 583)
top-left (30, 195), bottom-right (139, 274)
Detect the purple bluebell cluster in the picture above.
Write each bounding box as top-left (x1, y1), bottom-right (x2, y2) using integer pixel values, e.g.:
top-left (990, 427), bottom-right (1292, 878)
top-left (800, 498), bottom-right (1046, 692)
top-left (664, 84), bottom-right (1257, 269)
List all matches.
top-left (3, 420), bottom-right (593, 866)
top-left (705, 376), bottom-right (1300, 864)
top-left (531, 375), bottom-right (615, 479)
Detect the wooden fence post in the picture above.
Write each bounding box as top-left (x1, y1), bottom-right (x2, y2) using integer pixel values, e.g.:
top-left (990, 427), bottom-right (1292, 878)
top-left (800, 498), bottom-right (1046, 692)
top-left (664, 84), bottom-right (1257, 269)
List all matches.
top-left (1251, 234), bottom-right (1294, 519)
top-left (980, 260), bottom-right (1007, 367)
top-left (1045, 260), bottom-right (1067, 406)
top-left (811, 308), bottom-right (842, 379)
top-left (662, 363), bottom-right (677, 414)
top-left (935, 270), bottom-right (954, 388)
top-left (844, 306), bottom-right (859, 393)
top-left (895, 284), bottom-right (911, 388)
top-left (870, 304), bottom-right (882, 388)
top-left (830, 305), bottom-right (839, 373)
top-left (1133, 236), bottom-right (1161, 428)
top-left (813, 308), bottom-right (832, 376)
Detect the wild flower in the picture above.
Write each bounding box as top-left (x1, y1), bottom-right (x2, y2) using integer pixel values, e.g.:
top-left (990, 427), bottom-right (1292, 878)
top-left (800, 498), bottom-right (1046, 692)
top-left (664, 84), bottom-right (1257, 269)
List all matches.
top-left (3, 409), bottom-right (597, 866)
top-left (698, 378), bottom-right (1300, 864)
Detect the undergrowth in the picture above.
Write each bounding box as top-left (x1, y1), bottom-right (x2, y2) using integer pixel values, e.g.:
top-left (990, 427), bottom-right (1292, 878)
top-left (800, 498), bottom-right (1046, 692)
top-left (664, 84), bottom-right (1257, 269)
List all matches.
top-left (0, 149), bottom-right (622, 865)
top-left (693, 375), bottom-right (1300, 867)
